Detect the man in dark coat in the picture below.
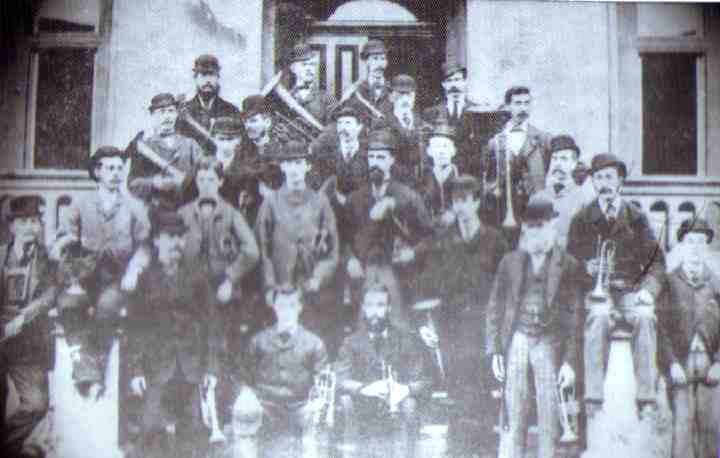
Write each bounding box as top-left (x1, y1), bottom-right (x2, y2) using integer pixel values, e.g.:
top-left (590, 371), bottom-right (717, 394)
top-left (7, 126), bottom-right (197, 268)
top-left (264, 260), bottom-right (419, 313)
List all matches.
top-left (128, 210), bottom-right (222, 458)
top-left (285, 43), bottom-right (335, 126)
top-left (417, 122), bottom-right (461, 229)
top-left (335, 39), bottom-right (392, 122)
top-left (0, 196), bottom-right (56, 458)
top-left (486, 195), bottom-right (581, 458)
top-left (334, 282), bottom-right (433, 458)
top-left (566, 153), bottom-right (665, 421)
top-left (177, 54), bottom-right (240, 154)
top-left (657, 218), bottom-right (720, 458)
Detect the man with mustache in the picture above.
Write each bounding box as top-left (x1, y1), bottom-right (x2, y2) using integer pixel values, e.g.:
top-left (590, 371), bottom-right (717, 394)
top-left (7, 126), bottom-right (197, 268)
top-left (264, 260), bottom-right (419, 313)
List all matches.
top-left (53, 146), bottom-right (151, 397)
top-left (418, 122), bottom-right (461, 228)
top-left (336, 40), bottom-right (392, 120)
top-left (128, 210), bottom-right (221, 458)
top-left (347, 129), bottom-right (434, 331)
top-left (127, 93), bottom-right (205, 210)
top-left (657, 218), bottom-right (720, 458)
top-left (486, 195), bottom-right (581, 458)
top-left (284, 43), bottom-right (335, 126)
top-left (484, 86), bottom-right (552, 245)
top-left (334, 282), bottom-right (433, 458)
top-left (254, 141), bottom-right (341, 357)
top-left (532, 135), bottom-right (594, 248)
top-left (177, 54), bottom-right (240, 154)
top-left (566, 153), bottom-right (665, 424)
top-left (0, 196), bottom-right (57, 458)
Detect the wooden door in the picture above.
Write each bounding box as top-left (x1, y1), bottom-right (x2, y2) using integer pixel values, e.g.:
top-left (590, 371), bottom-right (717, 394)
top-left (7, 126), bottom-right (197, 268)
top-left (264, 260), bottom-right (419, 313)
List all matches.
top-left (307, 35), bottom-right (368, 101)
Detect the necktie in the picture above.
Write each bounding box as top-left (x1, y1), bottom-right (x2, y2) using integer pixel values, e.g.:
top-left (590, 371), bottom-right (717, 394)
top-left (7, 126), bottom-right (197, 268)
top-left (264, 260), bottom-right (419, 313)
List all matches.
top-left (278, 331), bottom-right (291, 344)
top-left (453, 100), bottom-right (460, 120)
top-left (606, 202), bottom-right (616, 225)
top-left (402, 113), bottom-right (411, 129)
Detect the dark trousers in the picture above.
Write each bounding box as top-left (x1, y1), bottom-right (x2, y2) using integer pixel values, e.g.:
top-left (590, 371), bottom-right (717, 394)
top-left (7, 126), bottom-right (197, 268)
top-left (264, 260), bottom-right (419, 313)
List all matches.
top-left (0, 363), bottom-right (48, 455)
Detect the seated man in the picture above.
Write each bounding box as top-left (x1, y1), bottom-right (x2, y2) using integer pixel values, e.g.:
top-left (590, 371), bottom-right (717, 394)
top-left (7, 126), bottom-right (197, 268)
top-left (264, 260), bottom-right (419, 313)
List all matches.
top-left (230, 286), bottom-right (328, 458)
top-left (334, 283), bottom-right (433, 458)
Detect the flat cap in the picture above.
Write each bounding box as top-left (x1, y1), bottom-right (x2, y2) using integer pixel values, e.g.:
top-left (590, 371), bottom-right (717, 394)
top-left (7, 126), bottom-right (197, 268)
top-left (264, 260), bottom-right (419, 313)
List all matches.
top-left (241, 95), bottom-right (268, 119)
top-left (332, 103), bottom-right (364, 123)
top-left (523, 194), bottom-right (556, 222)
top-left (550, 134), bottom-right (580, 157)
top-left (290, 43), bottom-right (313, 63)
top-left (8, 195), bottom-right (42, 220)
top-left (360, 40), bottom-right (387, 59)
top-left (212, 116), bottom-right (244, 136)
top-left (590, 153), bottom-right (627, 178)
top-left (391, 74), bottom-right (416, 93)
top-left (148, 93), bottom-right (178, 112)
top-left (193, 54), bottom-right (220, 73)
top-left (87, 146), bottom-right (127, 181)
top-left (441, 62), bottom-right (467, 80)
top-left (367, 129), bottom-right (396, 151)
top-left (677, 217), bottom-right (714, 244)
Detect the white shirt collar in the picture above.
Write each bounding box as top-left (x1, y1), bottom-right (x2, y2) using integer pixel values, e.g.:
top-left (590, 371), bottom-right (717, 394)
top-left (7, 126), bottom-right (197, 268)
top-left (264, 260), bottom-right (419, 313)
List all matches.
top-left (340, 139), bottom-right (359, 159)
top-left (447, 97), bottom-right (465, 112)
top-left (505, 119), bottom-right (529, 133)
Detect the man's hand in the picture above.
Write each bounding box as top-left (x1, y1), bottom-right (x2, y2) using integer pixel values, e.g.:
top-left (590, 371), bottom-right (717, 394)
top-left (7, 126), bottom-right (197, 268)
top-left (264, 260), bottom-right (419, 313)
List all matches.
top-left (121, 269), bottom-right (140, 292)
top-left (335, 191), bottom-right (348, 207)
top-left (359, 380), bottom-right (389, 399)
top-left (130, 376), bottom-right (147, 397)
top-left (706, 362), bottom-right (720, 386)
top-left (389, 381), bottom-right (410, 406)
top-left (392, 247), bottom-right (415, 265)
top-left (304, 276), bottom-right (321, 293)
top-left (4, 315), bottom-right (25, 340)
top-left (585, 258), bottom-right (599, 277)
top-left (203, 373), bottom-right (218, 390)
top-left (439, 211), bottom-right (456, 228)
top-left (635, 289), bottom-right (654, 306)
top-left (217, 279), bottom-right (233, 304)
top-left (557, 363), bottom-right (576, 389)
top-left (669, 362), bottom-right (687, 386)
top-left (492, 354), bottom-right (505, 382)
top-left (347, 257), bottom-right (364, 279)
top-left (369, 197), bottom-right (396, 221)
top-left (419, 325), bottom-right (439, 349)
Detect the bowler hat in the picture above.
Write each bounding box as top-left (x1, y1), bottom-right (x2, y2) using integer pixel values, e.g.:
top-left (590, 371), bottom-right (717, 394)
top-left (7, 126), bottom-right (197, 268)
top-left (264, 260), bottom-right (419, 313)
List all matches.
top-left (441, 62), bottom-right (467, 80)
top-left (550, 135), bottom-right (580, 158)
top-left (523, 195), bottom-right (556, 222)
top-left (290, 43), bottom-right (313, 63)
top-left (7, 196), bottom-right (42, 221)
top-left (212, 116), bottom-right (244, 136)
top-left (241, 95), bottom-right (268, 120)
top-left (331, 104), bottom-right (364, 123)
top-left (391, 74), bottom-right (416, 93)
top-left (449, 174), bottom-right (479, 197)
top-left (193, 54), bottom-right (220, 73)
top-left (677, 217), bottom-right (714, 244)
top-left (148, 93), bottom-right (177, 112)
top-left (151, 210), bottom-right (187, 236)
top-left (273, 140), bottom-right (309, 162)
top-left (87, 146), bottom-right (127, 181)
top-left (360, 40), bottom-right (387, 59)
top-left (367, 129), bottom-right (396, 151)
top-left (428, 123), bottom-right (456, 141)
top-left (590, 153), bottom-right (627, 178)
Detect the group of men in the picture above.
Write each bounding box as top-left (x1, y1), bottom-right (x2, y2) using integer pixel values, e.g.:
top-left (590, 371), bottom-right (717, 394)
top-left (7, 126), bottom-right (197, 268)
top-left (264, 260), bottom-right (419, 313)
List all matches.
top-left (0, 39), bottom-right (718, 458)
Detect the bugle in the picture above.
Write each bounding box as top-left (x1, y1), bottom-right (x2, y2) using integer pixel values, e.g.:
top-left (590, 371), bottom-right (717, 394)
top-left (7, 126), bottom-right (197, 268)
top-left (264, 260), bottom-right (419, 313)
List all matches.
top-left (200, 381), bottom-right (227, 444)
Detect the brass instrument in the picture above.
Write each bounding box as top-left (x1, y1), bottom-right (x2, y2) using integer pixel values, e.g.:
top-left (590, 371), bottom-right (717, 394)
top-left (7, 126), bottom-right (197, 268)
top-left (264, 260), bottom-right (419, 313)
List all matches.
top-left (381, 360), bottom-right (401, 416)
top-left (590, 236), bottom-right (617, 303)
top-left (557, 384), bottom-right (579, 444)
top-left (200, 381), bottom-right (227, 444)
top-left (500, 135), bottom-right (518, 229)
top-left (261, 71), bottom-right (324, 141)
top-left (175, 93), bottom-right (220, 149)
top-left (330, 79), bottom-right (385, 121)
top-left (135, 139), bottom-right (187, 182)
top-left (271, 109), bottom-right (317, 144)
top-left (308, 364), bottom-right (336, 428)
top-left (412, 299), bottom-right (445, 379)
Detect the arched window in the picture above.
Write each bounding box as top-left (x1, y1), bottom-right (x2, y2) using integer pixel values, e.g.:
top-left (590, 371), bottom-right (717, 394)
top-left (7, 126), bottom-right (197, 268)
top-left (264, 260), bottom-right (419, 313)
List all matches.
top-left (328, 0), bottom-right (419, 23)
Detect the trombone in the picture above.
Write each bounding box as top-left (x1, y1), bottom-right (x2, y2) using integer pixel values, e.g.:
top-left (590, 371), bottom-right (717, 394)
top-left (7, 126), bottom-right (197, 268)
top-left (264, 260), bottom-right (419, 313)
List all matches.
top-left (484, 133), bottom-right (518, 229)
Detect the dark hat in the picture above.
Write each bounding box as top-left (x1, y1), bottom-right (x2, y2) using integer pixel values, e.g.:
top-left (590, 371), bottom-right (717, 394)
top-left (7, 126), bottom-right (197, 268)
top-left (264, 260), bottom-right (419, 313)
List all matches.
top-left (367, 129), bottom-right (396, 151)
top-left (87, 146), bottom-right (127, 181)
top-left (677, 217), bottom-right (714, 244)
top-left (360, 39), bottom-right (387, 59)
top-left (148, 93), bottom-right (177, 112)
top-left (428, 122), bottom-right (456, 141)
top-left (273, 140), bottom-right (309, 162)
top-left (441, 62), bottom-right (467, 80)
top-left (550, 135), bottom-right (580, 158)
top-left (8, 195), bottom-right (42, 220)
top-left (151, 210), bottom-right (187, 236)
top-left (391, 74), bottom-right (416, 93)
top-left (522, 195), bottom-right (556, 223)
top-left (590, 153), bottom-right (627, 178)
top-left (331, 104), bottom-right (363, 123)
top-left (290, 43), bottom-right (313, 63)
top-left (193, 54), bottom-right (220, 73)
top-left (241, 94), bottom-right (268, 119)
top-left (449, 174), bottom-right (479, 197)
top-left (212, 116), bottom-right (244, 136)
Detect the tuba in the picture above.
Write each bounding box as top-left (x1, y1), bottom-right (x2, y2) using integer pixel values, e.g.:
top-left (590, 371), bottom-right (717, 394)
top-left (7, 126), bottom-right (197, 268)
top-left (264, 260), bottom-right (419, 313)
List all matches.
top-left (308, 364), bottom-right (336, 428)
top-left (589, 236), bottom-right (617, 304)
top-left (557, 384), bottom-right (580, 443)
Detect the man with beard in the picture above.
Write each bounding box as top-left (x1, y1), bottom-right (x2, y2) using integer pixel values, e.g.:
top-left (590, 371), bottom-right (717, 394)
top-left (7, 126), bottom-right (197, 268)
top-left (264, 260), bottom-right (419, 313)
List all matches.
top-left (255, 141), bottom-right (341, 357)
top-left (486, 195), bottom-right (580, 458)
top-left (416, 175), bottom-right (509, 457)
top-left (418, 123), bottom-right (461, 228)
top-left (566, 153), bottom-right (665, 423)
top-left (484, 86), bottom-right (552, 243)
top-left (657, 218), bottom-right (720, 458)
top-left (0, 196), bottom-right (57, 458)
top-left (128, 210), bottom-right (221, 458)
top-left (381, 75), bottom-right (427, 180)
top-left (285, 43), bottom-right (335, 126)
top-left (53, 146), bottom-right (150, 396)
top-left (532, 135), bottom-right (594, 248)
top-left (127, 93), bottom-right (205, 210)
top-left (334, 283), bottom-right (433, 458)
top-left (336, 40), bottom-right (391, 119)
top-left (177, 54), bottom-right (240, 154)
top-left (347, 130), bottom-right (434, 331)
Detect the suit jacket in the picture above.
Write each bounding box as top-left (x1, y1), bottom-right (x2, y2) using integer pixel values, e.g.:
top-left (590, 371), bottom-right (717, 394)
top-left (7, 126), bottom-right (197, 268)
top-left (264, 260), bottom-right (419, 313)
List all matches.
top-left (177, 94), bottom-right (240, 153)
top-left (335, 324), bottom-right (433, 398)
top-left (485, 248), bottom-right (582, 368)
top-left (355, 79), bottom-right (392, 115)
top-left (378, 108), bottom-right (428, 178)
top-left (566, 199), bottom-right (665, 298)
top-left (0, 243), bottom-right (56, 365)
top-left (129, 262), bottom-right (221, 384)
top-left (348, 179), bottom-right (434, 267)
top-left (289, 84), bottom-right (336, 126)
top-left (417, 167), bottom-right (458, 224)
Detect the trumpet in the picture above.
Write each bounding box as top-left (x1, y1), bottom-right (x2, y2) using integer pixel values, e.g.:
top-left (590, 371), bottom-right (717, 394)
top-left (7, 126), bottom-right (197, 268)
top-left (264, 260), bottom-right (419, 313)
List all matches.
top-left (308, 364), bottom-right (336, 428)
top-left (200, 381), bottom-right (227, 444)
top-left (557, 384), bottom-right (579, 444)
top-left (590, 236), bottom-right (617, 302)
top-left (484, 134), bottom-right (518, 229)
top-left (500, 135), bottom-right (518, 229)
top-left (381, 360), bottom-right (401, 416)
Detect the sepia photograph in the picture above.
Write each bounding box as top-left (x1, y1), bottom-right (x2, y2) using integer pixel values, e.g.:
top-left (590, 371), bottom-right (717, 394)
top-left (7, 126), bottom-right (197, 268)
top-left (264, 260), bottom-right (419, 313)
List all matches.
top-left (0, 0), bottom-right (719, 457)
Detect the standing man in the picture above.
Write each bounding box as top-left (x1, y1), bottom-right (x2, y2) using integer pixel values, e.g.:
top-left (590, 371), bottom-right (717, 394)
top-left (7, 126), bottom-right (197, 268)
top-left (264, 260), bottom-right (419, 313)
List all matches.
top-left (255, 141), bottom-right (340, 356)
top-left (129, 210), bottom-right (221, 458)
top-left (484, 86), bottom-right (552, 241)
top-left (382, 75), bottom-right (427, 179)
top-left (210, 115), bottom-right (244, 173)
top-left (334, 283), bottom-right (433, 458)
top-left (566, 153), bottom-right (665, 422)
top-left (336, 39), bottom-right (391, 120)
top-left (177, 54), bottom-right (240, 153)
top-left (418, 123), bottom-right (460, 227)
top-left (486, 195), bottom-right (580, 458)
top-left (658, 218), bottom-right (720, 458)
top-left (286, 43), bottom-right (335, 126)
top-left (0, 196), bottom-right (56, 458)
top-left (127, 93), bottom-right (204, 210)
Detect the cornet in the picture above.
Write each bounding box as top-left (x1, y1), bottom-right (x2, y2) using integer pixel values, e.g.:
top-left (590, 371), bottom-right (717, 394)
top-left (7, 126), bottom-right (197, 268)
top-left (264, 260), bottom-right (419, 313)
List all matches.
top-left (557, 384), bottom-right (579, 444)
top-left (485, 133), bottom-right (518, 229)
top-left (590, 236), bottom-right (617, 302)
top-left (382, 360), bottom-right (401, 416)
top-left (200, 381), bottom-right (227, 444)
top-left (308, 365), bottom-right (336, 428)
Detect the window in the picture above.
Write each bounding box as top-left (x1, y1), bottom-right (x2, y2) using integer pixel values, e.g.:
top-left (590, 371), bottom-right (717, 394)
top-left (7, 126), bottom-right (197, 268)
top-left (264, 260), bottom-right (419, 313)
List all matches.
top-left (28, 0), bottom-right (105, 170)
